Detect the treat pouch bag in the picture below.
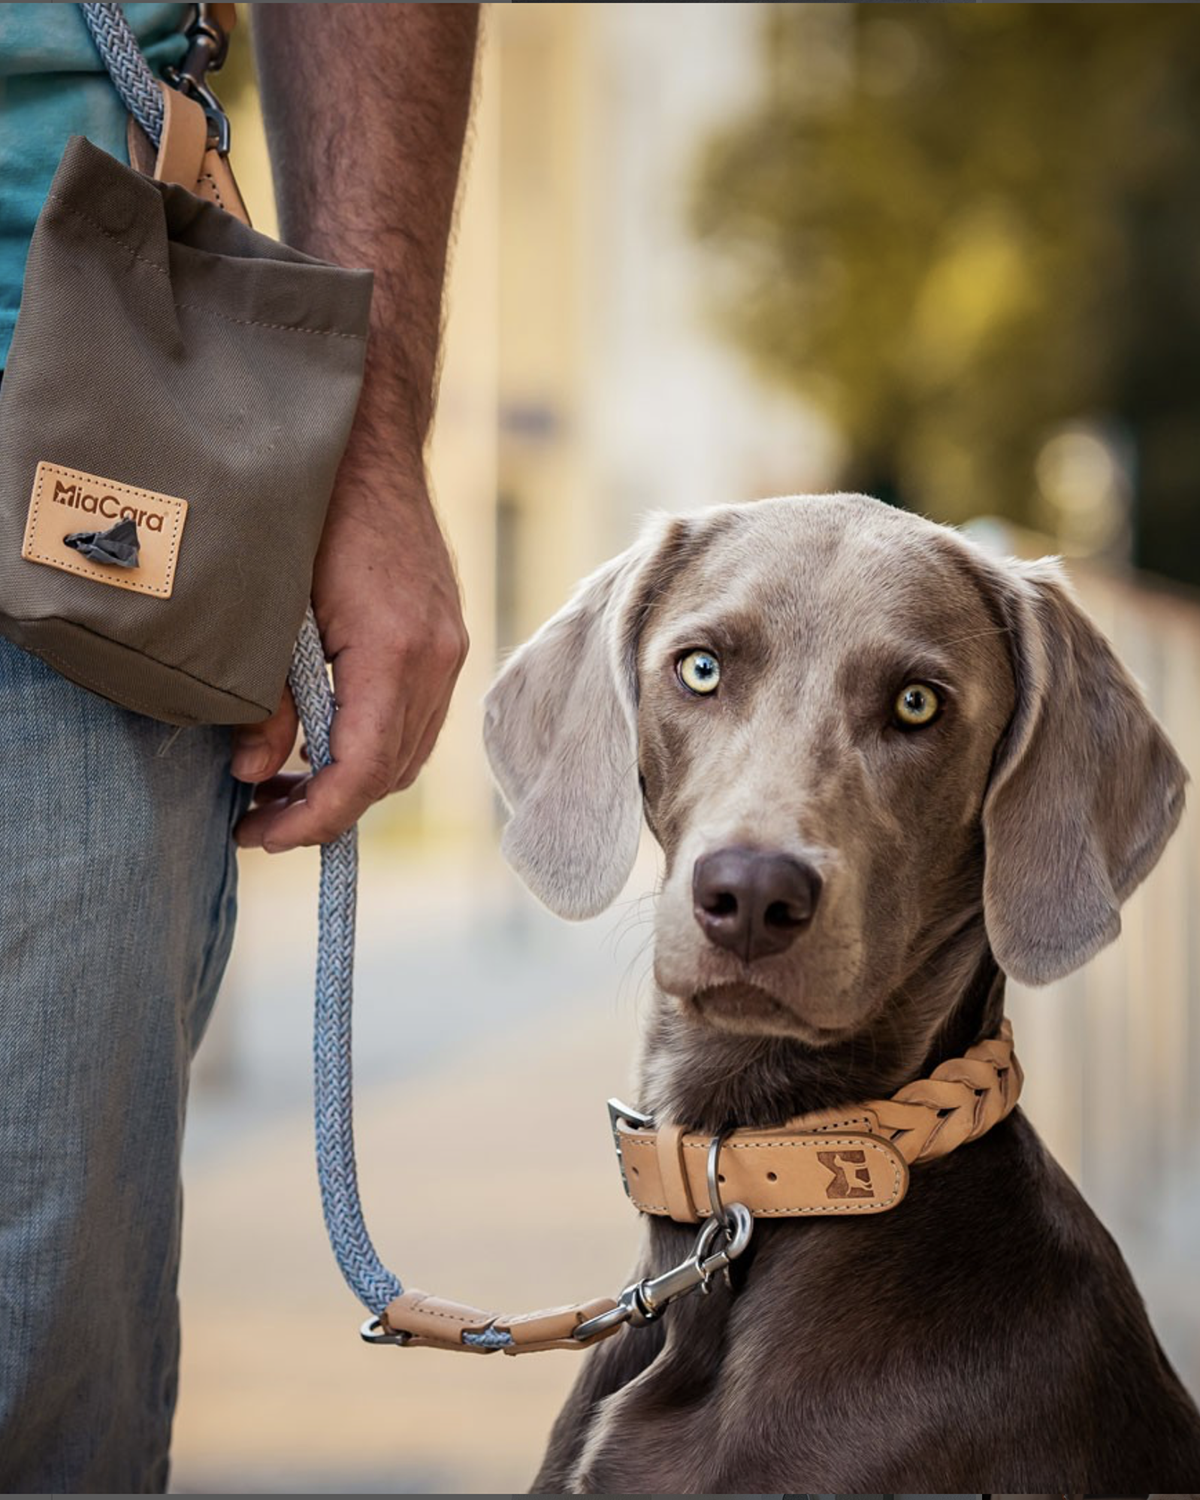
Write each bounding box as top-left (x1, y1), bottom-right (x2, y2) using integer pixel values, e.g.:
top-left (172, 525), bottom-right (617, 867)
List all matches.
top-left (0, 134), bottom-right (373, 725)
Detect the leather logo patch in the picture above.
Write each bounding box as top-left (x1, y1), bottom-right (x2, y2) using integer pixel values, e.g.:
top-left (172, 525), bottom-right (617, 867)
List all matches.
top-left (22, 461), bottom-right (187, 599)
top-left (817, 1147), bottom-right (877, 1200)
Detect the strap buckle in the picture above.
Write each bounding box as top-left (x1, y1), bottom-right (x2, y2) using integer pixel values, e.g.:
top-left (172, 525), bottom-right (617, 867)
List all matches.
top-left (163, 3), bottom-right (232, 153)
top-left (607, 1097), bottom-right (655, 1199)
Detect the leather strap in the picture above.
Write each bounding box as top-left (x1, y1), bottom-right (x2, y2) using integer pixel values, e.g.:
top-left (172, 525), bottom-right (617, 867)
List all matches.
top-left (654, 1121), bottom-right (699, 1221)
top-left (191, 141), bottom-right (248, 223)
top-left (127, 81), bottom-right (250, 225)
top-left (380, 1289), bottom-right (624, 1356)
top-left (153, 80), bottom-right (208, 194)
top-left (617, 1020), bottom-right (1022, 1223)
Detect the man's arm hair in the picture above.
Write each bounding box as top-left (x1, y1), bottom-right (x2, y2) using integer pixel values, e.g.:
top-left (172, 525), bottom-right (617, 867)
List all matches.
top-left (231, 5), bottom-right (477, 851)
top-left (252, 3), bottom-right (480, 470)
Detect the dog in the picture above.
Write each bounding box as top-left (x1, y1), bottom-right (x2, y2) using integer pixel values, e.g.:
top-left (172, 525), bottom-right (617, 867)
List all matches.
top-left (483, 493), bottom-right (1200, 1495)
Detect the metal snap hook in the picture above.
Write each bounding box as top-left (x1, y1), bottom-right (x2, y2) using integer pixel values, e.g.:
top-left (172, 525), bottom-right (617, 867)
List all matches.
top-left (360, 1315), bottom-right (411, 1347)
top-left (574, 1199), bottom-right (756, 1341)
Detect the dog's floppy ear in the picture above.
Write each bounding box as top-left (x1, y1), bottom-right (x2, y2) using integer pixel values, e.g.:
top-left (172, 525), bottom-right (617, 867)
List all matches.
top-left (981, 557), bottom-right (1187, 985)
top-left (484, 514), bottom-right (686, 919)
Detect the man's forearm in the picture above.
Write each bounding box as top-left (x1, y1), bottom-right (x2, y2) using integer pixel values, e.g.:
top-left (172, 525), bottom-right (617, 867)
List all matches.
top-left (252, 3), bottom-right (480, 471)
top-left (232, 4), bottom-right (476, 847)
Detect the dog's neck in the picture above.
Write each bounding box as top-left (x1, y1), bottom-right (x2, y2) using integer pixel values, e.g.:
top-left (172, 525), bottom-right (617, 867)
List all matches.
top-left (636, 917), bottom-right (1006, 1133)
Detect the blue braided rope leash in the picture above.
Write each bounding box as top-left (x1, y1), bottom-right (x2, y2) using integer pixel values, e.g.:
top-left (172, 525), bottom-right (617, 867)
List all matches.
top-left (79, 3), bottom-right (165, 142)
top-left (288, 611), bottom-right (404, 1314)
top-left (293, 611), bottom-right (512, 1347)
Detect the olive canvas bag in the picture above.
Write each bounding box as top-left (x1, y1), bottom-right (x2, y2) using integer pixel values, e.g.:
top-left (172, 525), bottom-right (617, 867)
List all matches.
top-left (0, 9), bottom-right (372, 726)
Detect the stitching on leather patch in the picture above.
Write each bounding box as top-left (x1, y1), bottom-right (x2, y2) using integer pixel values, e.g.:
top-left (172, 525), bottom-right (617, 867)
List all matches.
top-left (401, 1297), bottom-right (489, 1329)
top-left (198, 170), bottom-right (225, 208)
top-left (22, 461), bottom-right (187, 599)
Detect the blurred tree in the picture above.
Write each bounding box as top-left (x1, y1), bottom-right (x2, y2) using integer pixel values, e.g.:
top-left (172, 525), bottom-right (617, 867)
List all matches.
top-left (691, 2), bottom-right (1200, 586)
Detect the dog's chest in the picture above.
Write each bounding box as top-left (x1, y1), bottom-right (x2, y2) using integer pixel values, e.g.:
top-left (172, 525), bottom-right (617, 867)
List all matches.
top-left (564, 1132), bottom-right (1049, 1492)
top-left (568, 1220), bottom-right (950, 1492)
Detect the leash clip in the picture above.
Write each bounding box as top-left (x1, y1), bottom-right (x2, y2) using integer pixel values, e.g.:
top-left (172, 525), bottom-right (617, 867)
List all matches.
top-left (573, 1156), bottom-right (755, 1345)
top-left (163, 3), bottom-right (233, 153)
top-left (359, 1315), bottom-right (411, 1347)
top-left (637, 1200), bottom-right (754, 1318)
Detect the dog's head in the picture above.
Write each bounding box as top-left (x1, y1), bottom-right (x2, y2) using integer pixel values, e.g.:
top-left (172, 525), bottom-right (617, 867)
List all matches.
top-left (485, 495), bottom-right (1185, 1053)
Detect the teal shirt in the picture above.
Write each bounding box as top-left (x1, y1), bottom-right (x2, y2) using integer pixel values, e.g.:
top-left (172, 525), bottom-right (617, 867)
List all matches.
top-left (0, 3), bottom-right (187, 365)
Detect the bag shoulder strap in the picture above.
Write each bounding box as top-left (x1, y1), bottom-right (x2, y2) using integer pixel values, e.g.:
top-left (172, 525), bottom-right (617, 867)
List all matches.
top-left (151, 81), bottom-right (208, 191)
top-left (81, 2), bottom-right (249, 223)
top-left (126, 85), bottom-right (249, 224)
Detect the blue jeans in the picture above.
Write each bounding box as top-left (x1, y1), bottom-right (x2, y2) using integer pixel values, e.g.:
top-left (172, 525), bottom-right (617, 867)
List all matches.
top-left (0, 635), bottom-right (248, 1492)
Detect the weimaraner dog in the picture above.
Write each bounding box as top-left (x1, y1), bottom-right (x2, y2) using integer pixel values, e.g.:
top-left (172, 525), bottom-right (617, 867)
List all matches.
top-left (484, 494), bottom-right (1200, 1494)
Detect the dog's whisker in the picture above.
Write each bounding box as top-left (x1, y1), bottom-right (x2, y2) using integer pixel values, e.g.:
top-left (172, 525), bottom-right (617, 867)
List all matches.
top-left (934, 624), bottom-right (1015, 649)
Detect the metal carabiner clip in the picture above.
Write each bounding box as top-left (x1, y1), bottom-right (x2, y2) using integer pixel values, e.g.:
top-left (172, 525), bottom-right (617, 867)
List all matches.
top-left (163, 3), bottom-right (233, 154)
top-left (574, 1116), bottom-right (756, 1348)
top-left (573, 1201), bottom-right (755, 1342)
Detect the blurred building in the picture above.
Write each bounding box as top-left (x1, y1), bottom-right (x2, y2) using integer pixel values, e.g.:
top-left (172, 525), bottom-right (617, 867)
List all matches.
top-left (496, 2), bottom-right (839, 658)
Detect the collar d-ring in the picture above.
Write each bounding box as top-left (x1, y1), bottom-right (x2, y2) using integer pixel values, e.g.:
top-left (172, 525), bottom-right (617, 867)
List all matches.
top-left (706, 1121), bottom-right (738, 1230)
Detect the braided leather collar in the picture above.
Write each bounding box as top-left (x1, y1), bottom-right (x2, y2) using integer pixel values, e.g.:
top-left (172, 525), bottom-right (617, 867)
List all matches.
top-left (613, 1019), bottom-right (1022, 1223)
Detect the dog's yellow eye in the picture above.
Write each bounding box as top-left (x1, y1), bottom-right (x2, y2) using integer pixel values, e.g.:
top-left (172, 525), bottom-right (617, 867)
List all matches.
top-left (678, 649), bottom-right (721, 695)
top-left (893, 682), bottom-right (941, 728)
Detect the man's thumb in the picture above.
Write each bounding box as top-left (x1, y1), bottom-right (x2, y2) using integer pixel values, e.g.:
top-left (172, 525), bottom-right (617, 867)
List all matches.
top-left (231, 689), bottom-right (300, 782)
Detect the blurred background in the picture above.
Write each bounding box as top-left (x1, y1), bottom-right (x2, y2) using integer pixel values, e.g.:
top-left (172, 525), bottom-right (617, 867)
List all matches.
top-left (171, 4), bottom-right (1200, 1492)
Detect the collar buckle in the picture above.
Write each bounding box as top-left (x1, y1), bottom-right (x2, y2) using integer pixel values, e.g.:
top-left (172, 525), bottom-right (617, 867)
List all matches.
top-left (607, 1097), bottom-right (655, 1199)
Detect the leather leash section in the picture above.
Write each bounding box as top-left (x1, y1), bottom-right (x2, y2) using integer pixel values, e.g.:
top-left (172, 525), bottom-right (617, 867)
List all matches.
top-left (376, 1290), bottom-right (625, 1356)
top-left (614, 1020), bottom-right (1022, 1223)
top-left (372, 1199), bottom-right (756, 1354)
top-left (372, 1023), bottom-right (1020, 1354)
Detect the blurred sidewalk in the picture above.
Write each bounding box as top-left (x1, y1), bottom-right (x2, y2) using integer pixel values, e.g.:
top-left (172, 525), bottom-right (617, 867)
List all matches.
top-left (171, 840), bottom-right (658, 1495)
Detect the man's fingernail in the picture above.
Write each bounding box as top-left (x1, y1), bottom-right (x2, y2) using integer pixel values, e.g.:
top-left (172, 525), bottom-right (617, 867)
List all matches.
top-left (233, 738), bottom-right (271, 779)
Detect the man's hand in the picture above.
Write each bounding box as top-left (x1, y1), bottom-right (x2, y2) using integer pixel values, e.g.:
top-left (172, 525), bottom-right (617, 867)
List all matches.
top-left (235, 4), bottom-right (479, 850)
top-left (231, 472), bottom-right (468, 852)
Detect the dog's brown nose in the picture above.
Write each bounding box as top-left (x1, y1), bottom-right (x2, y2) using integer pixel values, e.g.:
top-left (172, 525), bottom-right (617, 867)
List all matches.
top-left (693, 847), bottom-right (821, 963)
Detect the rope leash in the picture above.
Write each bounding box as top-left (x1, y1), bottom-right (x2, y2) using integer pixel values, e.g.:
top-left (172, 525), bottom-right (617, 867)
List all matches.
top-left (80, 3), bottom-right (165, 142)
top-left (296, 620), bottom-right (531, 1350)
top-left (288, 610), bottom-right (403, 1315)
